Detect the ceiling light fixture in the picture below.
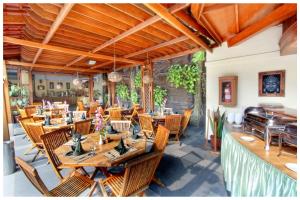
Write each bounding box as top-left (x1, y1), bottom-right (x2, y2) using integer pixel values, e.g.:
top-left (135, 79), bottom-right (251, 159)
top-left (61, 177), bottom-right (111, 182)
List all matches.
top-left (108, 43), bottom-right (122, 82)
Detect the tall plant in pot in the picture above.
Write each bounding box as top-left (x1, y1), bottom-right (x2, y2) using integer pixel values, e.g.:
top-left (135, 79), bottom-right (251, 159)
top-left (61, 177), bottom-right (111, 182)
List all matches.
top-left (208, 107), bottom-right (226, 151)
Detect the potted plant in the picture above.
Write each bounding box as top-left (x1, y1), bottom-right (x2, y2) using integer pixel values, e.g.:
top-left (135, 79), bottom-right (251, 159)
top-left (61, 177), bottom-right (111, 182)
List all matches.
top-left (209, 107), bottom-right (226, 151)
top-left (154, 86), bottom-right (167, 114)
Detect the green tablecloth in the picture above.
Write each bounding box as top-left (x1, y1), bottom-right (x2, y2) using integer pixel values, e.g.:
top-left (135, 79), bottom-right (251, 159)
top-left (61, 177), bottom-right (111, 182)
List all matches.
top-left (221, 129), bottom-right (297, 197)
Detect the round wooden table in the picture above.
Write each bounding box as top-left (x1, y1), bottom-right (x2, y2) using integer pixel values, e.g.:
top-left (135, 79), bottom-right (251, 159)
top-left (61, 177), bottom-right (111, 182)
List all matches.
top-left (54, 133), bottom-right (146, 169)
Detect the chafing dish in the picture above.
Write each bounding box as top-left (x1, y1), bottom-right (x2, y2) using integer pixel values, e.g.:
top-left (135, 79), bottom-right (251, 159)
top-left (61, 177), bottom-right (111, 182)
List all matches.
top-left (278, 122), bottom-right (297, 156)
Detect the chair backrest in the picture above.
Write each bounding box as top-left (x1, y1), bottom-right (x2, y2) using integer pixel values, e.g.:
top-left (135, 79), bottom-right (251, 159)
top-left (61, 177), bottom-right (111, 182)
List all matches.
top-left (153, 125), bottom-right (170, 152)
top-left (27, 123), bottom-right (45, 144)
top-left (50, 108), bottom-right (65, 118)
top-left (77, 101), bottom-right (84, 111)
top-left (138, 114), bottom-right (154, 133)
top-left (120, 151), bottom-right (162, 196)
top-left (18, 108), bottom-right (28, 118)
top-left (89, 102), bottom-right (98, 117)
top-left (181, 109), bottom-right (193, 132)
top-left (165, 114), bottom-right (182, 133)
top-left (25, 105), bottom-right (37, 117)
top-left (40, 128), bottom-right (70, 179)
top-left (19, 117), bottom-right (35, 142)
top-left (15, 157), bottom-right (50, 196)
top-left (32, 102), bottom-right (43, 107)
top-left (74, 119), bottom-right (93, 135)
top-left (109, 108), bottom-right (122, 121)
top-left (73, 111), bottom-right (87, 121)
top-left (111, 120), bottom-right (131, 133)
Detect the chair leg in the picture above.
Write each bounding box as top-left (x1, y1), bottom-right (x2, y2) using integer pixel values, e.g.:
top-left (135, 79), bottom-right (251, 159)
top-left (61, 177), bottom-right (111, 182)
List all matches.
top-left (90, 167), bottom-right (100, 179)
top-left (138, 191), bottom-right (145, 197)
top-left (88, 182), bottom-right (99, 197)
top-left (152, 176), bottom-right (165, 187)
top-left (31, 150), bottom-right (41, 162)
top-left (24, 146), bottom-right (35, 155)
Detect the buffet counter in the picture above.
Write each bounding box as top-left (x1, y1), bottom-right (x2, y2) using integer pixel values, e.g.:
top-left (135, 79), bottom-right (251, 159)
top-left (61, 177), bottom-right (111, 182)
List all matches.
top-left (221, 125), bottom-right (297, 197)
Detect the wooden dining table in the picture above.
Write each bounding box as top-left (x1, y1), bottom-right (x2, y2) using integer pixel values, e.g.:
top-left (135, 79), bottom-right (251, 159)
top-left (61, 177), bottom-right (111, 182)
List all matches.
top-left (40, 117), bottom-right (95, 132)
top-left (54, 132), bottom-right (147, 172)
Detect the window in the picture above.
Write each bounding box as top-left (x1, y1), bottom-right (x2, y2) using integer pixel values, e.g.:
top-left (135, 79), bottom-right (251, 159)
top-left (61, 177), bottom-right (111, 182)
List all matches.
top-left (66, 82), bottom-right (70, 89)
top-left (49, 82), bottom-right (54, 89)
top-left (39, 79), bottom-right (43, 83)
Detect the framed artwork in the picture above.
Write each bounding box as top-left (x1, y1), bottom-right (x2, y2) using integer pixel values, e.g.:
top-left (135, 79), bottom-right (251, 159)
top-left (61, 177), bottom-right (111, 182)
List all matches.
top-left (258, 70), bottom-right (285, 97)
top-left (219, 76), bottom-right (238, 107)
top-left (37, 85), bottom-right (45, 90)
top-left (49, 82), bottom-right (54, 89)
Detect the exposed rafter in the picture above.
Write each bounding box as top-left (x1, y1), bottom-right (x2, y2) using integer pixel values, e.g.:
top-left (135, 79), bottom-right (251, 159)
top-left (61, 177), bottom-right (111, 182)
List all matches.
top-left (92, 35), bottom-right (189, 69)
top-left (5, 60), bottom-right (107, 73)
top-left (152, 47), bottom-right (201, 62)
top-left (4, 36), bottom-right (143, 64)
top-left (228, 4), bottom-right (296, 47)
top-left (32, 3), bottom-right (74, 65)
top-left (234, 4), bottom-right (239, 33)
top-left (144, 3), bottom-right (211, 52)
top-left (203, 4), bottom-right (234, 14)
top-left (65, 3), bottom-right (189, 67)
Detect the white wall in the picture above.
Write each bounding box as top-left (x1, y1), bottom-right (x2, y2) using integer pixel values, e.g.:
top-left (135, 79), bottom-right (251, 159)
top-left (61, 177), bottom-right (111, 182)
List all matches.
top-left (206, 25), bottom-right (297, 135)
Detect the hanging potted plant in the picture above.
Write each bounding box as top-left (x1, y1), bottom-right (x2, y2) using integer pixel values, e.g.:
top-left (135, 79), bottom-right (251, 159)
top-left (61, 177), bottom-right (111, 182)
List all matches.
top-left (116, 83), bottom-right (130, 107)
top-left (209, 107), bottom-right (226, 151)
top-left (154, 86), bottom-right (167, 115)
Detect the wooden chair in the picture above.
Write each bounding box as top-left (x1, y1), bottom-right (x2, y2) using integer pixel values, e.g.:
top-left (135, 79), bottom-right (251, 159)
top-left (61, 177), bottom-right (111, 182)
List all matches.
top-left (151, 125), bottom-right (170, 187)
top-left (110, 120), bottom-right (131, 133)
top-left (124, 107), bottom-right (139, 125)
top-left (109, 108), bottom-right (122, 121)
top-left (164, 114), bottom-right (182, 142)
top-left (26, 122), bottom-right (46, 162)
top-left (18, 107), bottom-right (28, 118)
top-left (32, 102), bottom-right (43, 107)
top-left (15, 157), bottom-right (95, 197)
top-left (88, 102), bottom-right (98, 118)
top-left (19, 117), bottom-right (36, 155)
top-left (181, 109), bottom-right (193, 136)
top-left (138, 114), bottom-right (154, 138)
top-left (77, 101), bottom-right (85, 111)
top-left (25, 105), bottom-right (37, 117)
top-left (73, 111), bottom-right (87, 121)
top-left (40, 127), bottom-right (71, 180)
top-left (97, 151), bottom-right (162, 197)
top-left (74, 119), bottom-right (93, 135)
top-left (50, 108), bottom-right (65, 118)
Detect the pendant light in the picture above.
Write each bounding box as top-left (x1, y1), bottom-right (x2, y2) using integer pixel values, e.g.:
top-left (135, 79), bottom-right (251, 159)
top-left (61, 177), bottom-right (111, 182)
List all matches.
top-left (108, 43), bottom-right (122, 82)
top-left (73, 72), bottom-right (80, 86)
top-left (142, 52), bottom-right (153, 84)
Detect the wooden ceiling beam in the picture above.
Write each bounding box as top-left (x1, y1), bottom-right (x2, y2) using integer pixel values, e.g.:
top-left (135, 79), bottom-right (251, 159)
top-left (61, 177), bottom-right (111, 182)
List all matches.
top-left (65, 3), bottom-right (189, 67)
top-left (228, 4), bottom-right (297, 47)
top-left (234, 4), bottom-right (239, 33)
top-left (3, 15), bottom-right (25, 25)
top-left (203, 4), bottom-right (234, 14)
top-left (4, 36), bottom-right (143, 64)
top-left (144, 3), bottom-right (212, 52)
top-left (5, 60), bottom-right (108, 74)
top-left (32, 3), bottom-right (74, 65)
top-left (152, 47), bottom-right (202, 62)
top-left (91, 35), bottom-right (189, 69)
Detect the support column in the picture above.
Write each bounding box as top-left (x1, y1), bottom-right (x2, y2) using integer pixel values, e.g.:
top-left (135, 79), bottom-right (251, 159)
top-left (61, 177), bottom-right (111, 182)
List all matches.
top-left (108, 81), bottom-right (116, 107)
top-left (3, 61), bottom-right (12, 125)
top-left (141, 62), bottom-right (154, 113)
top-left (28, 70), bottom-right (33, 104)
top-left (89, 75), bottom-right (94, 102)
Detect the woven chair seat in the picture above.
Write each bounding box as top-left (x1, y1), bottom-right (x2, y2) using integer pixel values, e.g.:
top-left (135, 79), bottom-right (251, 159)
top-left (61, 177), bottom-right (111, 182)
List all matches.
top-left (50, 172), bottom-right (92, 197)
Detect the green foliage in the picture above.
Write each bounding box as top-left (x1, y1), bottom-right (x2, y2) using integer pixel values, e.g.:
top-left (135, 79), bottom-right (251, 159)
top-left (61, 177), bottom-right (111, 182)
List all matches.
top-left (103, 94), bottom-right (108, 104)
top-left (130, 90), bottom-right (139, 104)
top-left (134, 70), bottom-right (142, 88)
top-left (167, 62), bottom-right (200, 94)
top-left (9, 85), bottom-right (29, 108)
top-left (93, 89), bottom-right (102, 99)
top-left (209, 107), bottom-right (226, 138)
top-left (9, 84), bottom-right (21, 97)
top-left (192, 51), bottom-right (206, 63)
top-left (154, 86), bottom-right (167, 108)
top-left (116, 83), bottom-right (130, 101)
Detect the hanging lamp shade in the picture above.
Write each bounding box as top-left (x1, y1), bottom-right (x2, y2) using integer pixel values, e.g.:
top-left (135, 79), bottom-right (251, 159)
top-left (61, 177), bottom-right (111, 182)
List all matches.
top-left (142, 74), bottom-right (153, 84)
top-left (108, 72), bottom-right (122, 82)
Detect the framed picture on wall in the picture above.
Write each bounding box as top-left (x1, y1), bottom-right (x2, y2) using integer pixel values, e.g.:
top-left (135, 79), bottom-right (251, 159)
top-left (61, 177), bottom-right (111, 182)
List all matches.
top-left (219, 76), bottom-right (238, 107)
top-left (258, 70), bottom-right (285, 97)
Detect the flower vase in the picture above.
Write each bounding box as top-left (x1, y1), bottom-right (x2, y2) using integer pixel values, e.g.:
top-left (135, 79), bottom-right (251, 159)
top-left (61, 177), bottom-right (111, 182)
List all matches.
top-left (99, 135), bottom-right (103, 145)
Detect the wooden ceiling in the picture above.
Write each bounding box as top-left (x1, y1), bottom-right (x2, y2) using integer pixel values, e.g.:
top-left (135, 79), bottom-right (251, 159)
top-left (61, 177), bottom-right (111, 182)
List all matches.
top-left (3, 3), bottom-right (297, 75)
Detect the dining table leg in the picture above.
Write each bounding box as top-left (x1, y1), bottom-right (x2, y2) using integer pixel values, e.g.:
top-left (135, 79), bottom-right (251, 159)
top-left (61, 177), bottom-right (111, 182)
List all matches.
top-left (152, 176), bottom-right (165, 187)
top-left (90, 167), bottom-right (110, 179)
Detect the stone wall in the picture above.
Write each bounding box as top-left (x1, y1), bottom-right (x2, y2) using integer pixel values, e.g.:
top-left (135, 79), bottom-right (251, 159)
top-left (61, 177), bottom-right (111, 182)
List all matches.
top-left (152, 55), bottom-right (194, 114)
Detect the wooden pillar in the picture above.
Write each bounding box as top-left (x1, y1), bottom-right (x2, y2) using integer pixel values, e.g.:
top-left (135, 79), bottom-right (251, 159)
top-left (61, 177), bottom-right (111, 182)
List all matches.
top-left (89, 75), bottom-right (94, 102)
top-left (3, 61), bottom-right (12, 126)
top-left (107, 81), bottom-right (116, 106)
top-left (28, 70), bottom-right (33, 104)
top-left (141, 62), bottom-right (154, 113)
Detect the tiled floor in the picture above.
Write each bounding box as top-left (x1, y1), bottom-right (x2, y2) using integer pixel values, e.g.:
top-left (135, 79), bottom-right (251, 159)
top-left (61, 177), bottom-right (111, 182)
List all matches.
top-left (3, 124), bottom-right (228, 197)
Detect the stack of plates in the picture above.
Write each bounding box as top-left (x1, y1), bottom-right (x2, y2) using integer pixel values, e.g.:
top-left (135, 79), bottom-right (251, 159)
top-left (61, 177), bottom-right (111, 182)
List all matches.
top-left (240, 136), bottom-right (255, 142)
